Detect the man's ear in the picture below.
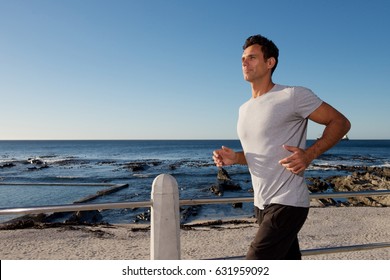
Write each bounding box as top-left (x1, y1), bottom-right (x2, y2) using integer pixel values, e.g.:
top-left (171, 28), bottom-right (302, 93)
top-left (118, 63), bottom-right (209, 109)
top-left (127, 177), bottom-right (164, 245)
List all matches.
top-left (267, 57), bottom-right (276, 70)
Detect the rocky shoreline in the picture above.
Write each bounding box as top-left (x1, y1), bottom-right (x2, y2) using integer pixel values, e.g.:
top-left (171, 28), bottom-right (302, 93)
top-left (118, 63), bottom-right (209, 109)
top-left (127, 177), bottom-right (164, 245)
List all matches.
top-left (206, 165), bottom-right (390, 207)
top-left (307, 165), bottom-right (390, 206)
top-left (1, 165), bottom-right (389, 229)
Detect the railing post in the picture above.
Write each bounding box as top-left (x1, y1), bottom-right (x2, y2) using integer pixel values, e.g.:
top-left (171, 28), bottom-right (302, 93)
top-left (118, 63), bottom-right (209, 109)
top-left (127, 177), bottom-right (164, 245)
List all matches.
top-left (150, 174), bottom-right (181, 260)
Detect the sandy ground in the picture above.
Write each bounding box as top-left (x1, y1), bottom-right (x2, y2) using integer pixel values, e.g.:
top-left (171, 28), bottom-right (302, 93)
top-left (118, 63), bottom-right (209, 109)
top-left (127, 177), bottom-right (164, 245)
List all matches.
top-left (0, 207), bottom-right (389, 260)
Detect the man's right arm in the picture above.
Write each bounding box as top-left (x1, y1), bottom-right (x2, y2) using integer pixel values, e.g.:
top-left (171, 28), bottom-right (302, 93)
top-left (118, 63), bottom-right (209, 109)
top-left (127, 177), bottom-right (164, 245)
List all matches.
top-left (213, 146), bottom-right (247, 167)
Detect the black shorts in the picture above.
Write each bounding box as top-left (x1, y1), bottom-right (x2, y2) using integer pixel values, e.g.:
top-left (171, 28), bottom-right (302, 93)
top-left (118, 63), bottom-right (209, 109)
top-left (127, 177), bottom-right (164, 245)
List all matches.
top-left (246, 204), bottom-right (309, 260)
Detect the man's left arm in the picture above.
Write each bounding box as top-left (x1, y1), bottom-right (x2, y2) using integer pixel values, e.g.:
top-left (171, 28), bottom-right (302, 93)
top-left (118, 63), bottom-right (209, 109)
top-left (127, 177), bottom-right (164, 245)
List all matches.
top-left (279, 102), bottom-right (351, 174)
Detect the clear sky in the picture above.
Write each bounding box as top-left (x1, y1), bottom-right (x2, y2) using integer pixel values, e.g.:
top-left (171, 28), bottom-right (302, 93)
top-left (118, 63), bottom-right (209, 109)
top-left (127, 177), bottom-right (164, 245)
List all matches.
top-left (1, 0), bottom-right (389, 140)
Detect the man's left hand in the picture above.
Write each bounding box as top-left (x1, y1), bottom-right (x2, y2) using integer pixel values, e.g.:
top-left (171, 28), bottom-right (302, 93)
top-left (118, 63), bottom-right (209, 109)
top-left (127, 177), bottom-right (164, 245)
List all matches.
top-left (279, 145), bottom-right (312, 174)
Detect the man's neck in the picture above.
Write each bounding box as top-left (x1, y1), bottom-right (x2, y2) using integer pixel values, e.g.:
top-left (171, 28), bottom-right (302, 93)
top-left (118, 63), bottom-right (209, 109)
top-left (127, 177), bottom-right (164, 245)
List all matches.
top-left (251, 80), bottom-right (275, 98)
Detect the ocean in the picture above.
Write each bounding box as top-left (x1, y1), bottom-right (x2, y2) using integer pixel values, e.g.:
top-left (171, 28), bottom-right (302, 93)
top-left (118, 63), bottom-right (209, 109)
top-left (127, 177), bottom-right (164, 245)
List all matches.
top-left (1, 140), bottom-right (389, 224)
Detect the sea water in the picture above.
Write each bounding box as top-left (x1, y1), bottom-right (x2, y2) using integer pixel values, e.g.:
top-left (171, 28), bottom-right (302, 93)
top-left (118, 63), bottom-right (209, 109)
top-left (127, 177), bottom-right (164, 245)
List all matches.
top-left (1, 140), bottom-right (389, 223)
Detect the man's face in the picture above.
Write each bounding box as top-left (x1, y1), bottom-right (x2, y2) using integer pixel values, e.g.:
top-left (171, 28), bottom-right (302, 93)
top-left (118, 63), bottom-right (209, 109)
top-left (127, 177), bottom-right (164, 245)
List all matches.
top-left (241, 44), bottom-right (270, 82)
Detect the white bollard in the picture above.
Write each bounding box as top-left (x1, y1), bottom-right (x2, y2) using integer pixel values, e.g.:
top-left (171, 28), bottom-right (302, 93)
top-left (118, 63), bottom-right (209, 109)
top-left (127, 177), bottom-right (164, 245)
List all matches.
top-left (151, 174), bottom-right (181, 260)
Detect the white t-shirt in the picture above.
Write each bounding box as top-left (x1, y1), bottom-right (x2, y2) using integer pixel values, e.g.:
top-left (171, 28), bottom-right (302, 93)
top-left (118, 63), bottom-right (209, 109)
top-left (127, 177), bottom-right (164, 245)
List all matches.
top-left (237, 84), bottom-right (323, 209)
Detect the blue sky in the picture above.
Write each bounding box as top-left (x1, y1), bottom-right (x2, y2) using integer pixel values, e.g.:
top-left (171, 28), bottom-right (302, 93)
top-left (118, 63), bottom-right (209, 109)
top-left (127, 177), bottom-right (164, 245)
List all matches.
top-left (1, 0), bottom-right (389, 140)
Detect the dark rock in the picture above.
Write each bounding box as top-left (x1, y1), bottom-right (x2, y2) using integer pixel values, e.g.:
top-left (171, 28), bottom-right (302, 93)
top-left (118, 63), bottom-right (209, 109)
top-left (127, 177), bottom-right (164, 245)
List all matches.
top-left (44, 212), bottom-right (69, 222)
top-left (220, 181), bottom-right (241, 191)
top-left (27, 158), bottom-right (46, 165)
top-left (306, 177), bottom-right (330, 192)
top-left (66, 210), bottom-right (102, 224)
top-left (124, 160), bottom-right (161, 172)
top-left (0, 162), bottom-right (15, 168)
top-left (131, 164), bottom-right (146, 172)
top-left (0, 213), bottom-right (48, 229)
top-left (210, 184), bottom-right (224, 196)
top-left (0, 219), bottom-right (36, 230)
top-left (134, 209), bottom-right (151, 222)
top-left (5, 213), bottom-right (47, 224)
top-left (169, 164), bottom-right (177, 170)
top-left (217, 167), bottom-right (232, 181)
top-left (26, 157), bottom-right (48, 170)
top-left (211, 168), bottom-right (242, 196)
top-left (180, 206), bottom-right (199, 223)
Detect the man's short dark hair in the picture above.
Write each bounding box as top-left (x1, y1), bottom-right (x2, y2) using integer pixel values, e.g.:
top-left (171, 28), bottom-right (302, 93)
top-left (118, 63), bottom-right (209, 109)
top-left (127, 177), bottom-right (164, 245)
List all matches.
top-left (243, 34), bottom-right (279, 74)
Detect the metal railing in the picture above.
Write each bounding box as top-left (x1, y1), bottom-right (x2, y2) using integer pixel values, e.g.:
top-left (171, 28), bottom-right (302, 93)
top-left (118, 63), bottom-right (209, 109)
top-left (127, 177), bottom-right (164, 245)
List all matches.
top-left (1, 188), bottom-right (389, 215)
top-left (1, 175), bottom-right (389, 259)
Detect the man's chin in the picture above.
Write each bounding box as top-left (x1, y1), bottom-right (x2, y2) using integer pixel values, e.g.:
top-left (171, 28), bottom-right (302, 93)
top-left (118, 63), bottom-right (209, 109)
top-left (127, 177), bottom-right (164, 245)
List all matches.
top-left (243, 75), bottom-right (253, 82)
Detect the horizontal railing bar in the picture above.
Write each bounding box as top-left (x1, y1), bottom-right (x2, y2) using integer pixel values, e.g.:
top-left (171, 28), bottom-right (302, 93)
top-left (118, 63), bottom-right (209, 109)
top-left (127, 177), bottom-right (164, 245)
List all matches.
top-left (209, 242), bottom-right (390, 259)
top-left (180, 190), bottom-right (390, 206)
top-left (0, 183), bottom-right (118, 187)
top-left (179, 196), bottom-right (253, 206)
top-left (0, 190), bottom-right (389, 216)
top-left (309, 189), bottom-right (390, 199)
top-left (0, 201), bottom-right (152, 215)
top-left (301, 242), bottom-right (390, 256)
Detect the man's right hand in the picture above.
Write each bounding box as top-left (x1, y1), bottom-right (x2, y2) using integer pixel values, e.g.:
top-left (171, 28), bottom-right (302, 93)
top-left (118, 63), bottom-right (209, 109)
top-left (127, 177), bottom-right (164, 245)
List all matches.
top-left (213, 146), bottom-right (237, 167)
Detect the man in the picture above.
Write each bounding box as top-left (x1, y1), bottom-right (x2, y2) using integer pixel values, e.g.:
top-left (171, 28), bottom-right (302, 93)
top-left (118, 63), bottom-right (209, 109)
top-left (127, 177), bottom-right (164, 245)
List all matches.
top-left (213, 34), bottom-right (351, 260)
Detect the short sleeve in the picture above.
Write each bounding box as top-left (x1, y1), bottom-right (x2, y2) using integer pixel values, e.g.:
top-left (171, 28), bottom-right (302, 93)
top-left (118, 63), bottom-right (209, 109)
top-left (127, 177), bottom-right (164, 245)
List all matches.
top-left (293, 86), bottom-right (323, 118)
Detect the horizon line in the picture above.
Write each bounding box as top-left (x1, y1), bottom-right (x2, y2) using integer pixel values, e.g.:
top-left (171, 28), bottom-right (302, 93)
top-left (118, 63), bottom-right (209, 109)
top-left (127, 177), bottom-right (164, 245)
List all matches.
top-left (1, 138), bottom-right (390, 141)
